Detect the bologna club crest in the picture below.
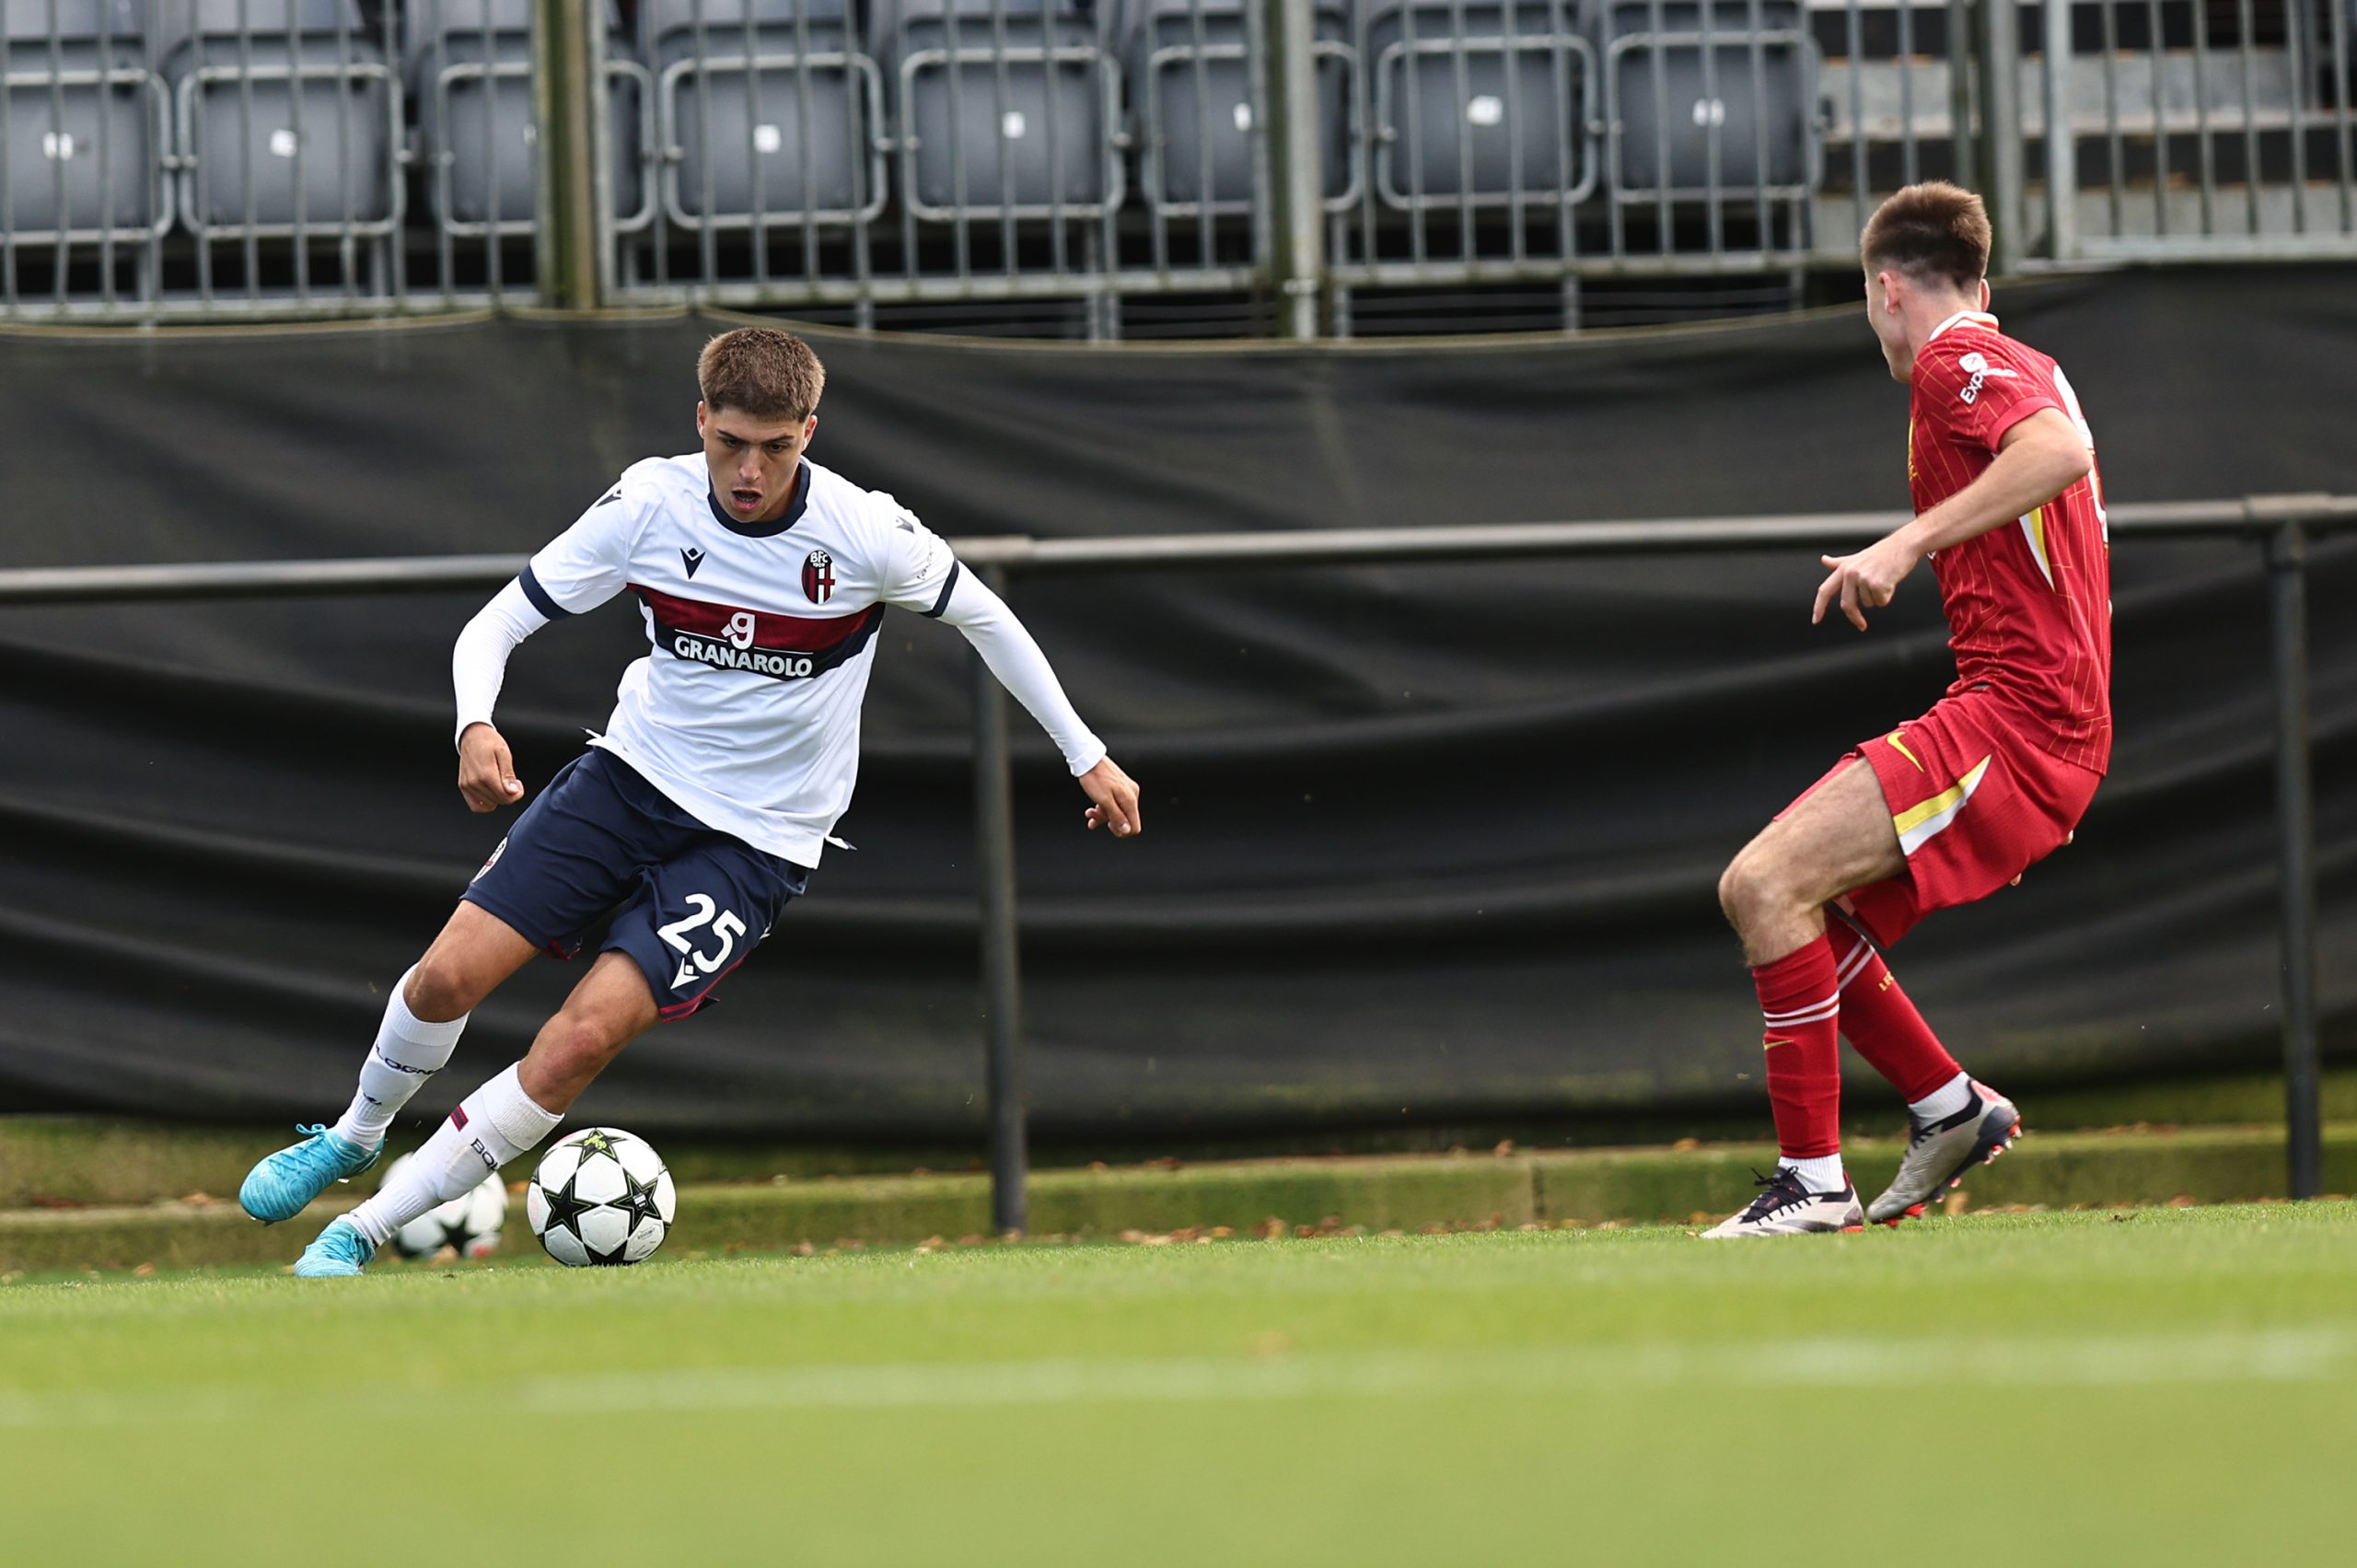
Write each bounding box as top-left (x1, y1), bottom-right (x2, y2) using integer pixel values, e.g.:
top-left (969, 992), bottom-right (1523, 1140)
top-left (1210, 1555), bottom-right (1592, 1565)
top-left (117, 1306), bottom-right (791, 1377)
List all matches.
top-left (802, 548), bottom-right (836, 604)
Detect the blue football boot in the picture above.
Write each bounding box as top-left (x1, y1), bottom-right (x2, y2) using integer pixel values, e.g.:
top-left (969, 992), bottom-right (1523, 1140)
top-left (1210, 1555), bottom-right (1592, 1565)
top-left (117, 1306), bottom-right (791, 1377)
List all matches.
top-left (239, 1124), bottom-right (380, 1224)
top-left (292, 1216), bottom-right (377, 1278)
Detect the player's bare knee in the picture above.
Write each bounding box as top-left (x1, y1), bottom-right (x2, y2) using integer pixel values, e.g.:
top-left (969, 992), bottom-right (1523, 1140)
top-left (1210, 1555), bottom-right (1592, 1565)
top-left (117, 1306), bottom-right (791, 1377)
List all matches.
top-left (404, 951), bottom-right (480, 1023)
top-left (547, 1012), bottom-right (630, 1081)
top-left (1718, 848), bottom-right (1776, 935)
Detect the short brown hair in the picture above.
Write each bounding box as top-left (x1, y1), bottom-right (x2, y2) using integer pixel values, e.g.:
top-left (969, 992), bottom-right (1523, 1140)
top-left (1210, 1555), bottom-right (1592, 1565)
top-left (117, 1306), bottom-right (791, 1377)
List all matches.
top-left (1861, 181), bottom-right (1991, 293)
top-left (697, 327), bottom-right (826, 421)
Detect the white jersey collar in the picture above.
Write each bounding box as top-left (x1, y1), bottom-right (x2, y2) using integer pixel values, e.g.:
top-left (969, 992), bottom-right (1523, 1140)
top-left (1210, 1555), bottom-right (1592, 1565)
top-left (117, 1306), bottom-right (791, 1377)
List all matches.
top-left (1927, 308), bottom-right (1999, 343)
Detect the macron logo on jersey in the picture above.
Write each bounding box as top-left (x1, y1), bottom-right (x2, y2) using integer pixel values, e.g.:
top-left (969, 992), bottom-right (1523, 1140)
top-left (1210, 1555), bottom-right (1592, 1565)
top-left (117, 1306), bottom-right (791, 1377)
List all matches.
top-left (1955, 351), bottom-right (2019, 405)
top-left (680, 546), bottom-right (706, 579)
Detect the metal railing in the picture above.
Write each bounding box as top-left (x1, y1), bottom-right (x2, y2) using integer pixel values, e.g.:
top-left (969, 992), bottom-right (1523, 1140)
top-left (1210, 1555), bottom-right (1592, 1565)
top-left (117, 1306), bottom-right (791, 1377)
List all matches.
top-left (1, 2), bottom-right (2352, 329)
top-left (3, 493), bottom-right (2349, 1219)
top-left (0, 1), bottom-right (568, 321)
top-left (2035, 0), bottom-right (2357, 262)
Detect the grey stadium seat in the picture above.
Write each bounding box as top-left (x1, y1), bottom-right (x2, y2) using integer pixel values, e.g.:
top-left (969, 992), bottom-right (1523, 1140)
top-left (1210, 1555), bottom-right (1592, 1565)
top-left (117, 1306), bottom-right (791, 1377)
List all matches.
top-left (1364, 0), bottom-right (1596, 210)
top-left (644, 0), bottom-right (885, 229)
top-left (405, 0), bottom-right (650, 238)
top-left (152, 0), bottom-right (399, 238)
top-left (879, 0), bottom-right (1120, 220)
top-left (2, 0), bottom-right (170, 242)
top-left (1121, 0), bottom-right (1354, 215)
top-left (1592, 0), bottom-right (1818, 198)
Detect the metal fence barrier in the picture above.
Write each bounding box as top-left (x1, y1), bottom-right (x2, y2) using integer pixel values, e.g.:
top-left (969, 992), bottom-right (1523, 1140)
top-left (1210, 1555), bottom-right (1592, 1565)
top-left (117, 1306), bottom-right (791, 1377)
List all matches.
top-left (4, 493), bottom-right (2350, 1222)
top-left (0, 0), bottom-right (575, 320)
top-left (3, 2), bottom-right (2351, 330)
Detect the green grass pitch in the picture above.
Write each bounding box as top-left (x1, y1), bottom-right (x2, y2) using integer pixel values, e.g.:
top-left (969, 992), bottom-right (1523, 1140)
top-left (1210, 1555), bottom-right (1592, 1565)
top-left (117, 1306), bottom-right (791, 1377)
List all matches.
top-left (6, 1204), bottom-right (2353, 1565)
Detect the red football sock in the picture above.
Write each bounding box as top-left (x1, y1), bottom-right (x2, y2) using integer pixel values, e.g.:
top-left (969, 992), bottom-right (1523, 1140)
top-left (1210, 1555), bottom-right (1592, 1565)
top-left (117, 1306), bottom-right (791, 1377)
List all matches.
top-left (1828, 918), bottom-right (1963, 1104)
top-left (1754, 935), bottom-right (1842, 1160)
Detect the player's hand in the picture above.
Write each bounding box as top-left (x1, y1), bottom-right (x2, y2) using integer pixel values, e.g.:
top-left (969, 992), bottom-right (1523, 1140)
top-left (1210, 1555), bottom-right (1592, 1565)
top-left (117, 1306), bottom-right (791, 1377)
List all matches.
top-left (1078, 756), bottom-right (1142, 838)
top-left (1813, 535), bottom-right (1923, 632)
top-left (457, 723), bottom-right (526, 813)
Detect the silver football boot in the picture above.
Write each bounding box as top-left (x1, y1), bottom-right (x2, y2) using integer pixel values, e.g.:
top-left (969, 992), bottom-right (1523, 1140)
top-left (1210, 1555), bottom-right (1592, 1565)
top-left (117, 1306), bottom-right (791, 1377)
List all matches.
top-left (1867, 1081), bottom-right (2022, 1226)
top-left (1700, 1167), bottom-right (1865, 1238)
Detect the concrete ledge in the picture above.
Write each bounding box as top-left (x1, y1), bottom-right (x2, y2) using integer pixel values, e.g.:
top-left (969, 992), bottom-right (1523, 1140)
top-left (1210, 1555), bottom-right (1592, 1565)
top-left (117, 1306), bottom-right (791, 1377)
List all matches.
top-left (6, 1124), bottom-right (2350, 1274)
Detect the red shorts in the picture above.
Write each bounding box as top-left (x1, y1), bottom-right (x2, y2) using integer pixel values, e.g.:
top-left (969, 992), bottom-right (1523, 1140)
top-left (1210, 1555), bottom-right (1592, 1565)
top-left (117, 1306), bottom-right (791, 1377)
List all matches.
top-left (1782, 690), bottom-right (2104, 948)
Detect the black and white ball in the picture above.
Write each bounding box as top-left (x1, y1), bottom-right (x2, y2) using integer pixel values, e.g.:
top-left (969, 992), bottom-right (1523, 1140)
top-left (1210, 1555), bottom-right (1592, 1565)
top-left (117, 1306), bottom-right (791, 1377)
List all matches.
top-left (385, 1156), bottom-right (508, 1261)
top-left (527, 1127), bottom-right (676, 1267)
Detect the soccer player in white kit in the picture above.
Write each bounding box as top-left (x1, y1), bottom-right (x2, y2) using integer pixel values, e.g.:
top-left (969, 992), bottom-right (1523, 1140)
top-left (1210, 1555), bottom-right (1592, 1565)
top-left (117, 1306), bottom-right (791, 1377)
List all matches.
top-left (238, 328), bottom-right (1142, 1275)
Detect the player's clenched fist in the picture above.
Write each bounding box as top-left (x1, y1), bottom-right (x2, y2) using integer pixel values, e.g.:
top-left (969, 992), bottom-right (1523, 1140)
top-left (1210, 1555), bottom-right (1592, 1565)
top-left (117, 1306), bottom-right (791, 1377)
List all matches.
top-left (1079, 756), bottom-right (1142, 838)
top-left (457, 722), bottom-right (526, 813)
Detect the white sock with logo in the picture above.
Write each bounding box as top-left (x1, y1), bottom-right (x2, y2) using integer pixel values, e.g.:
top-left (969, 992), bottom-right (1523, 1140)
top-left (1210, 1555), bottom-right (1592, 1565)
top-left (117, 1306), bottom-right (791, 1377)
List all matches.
top-left (1909, 1073), bottom-right (1975, 1123)
top-left (329, 967), bottom-right (470, 1150)
top-left (343, 1063), bottom-right (560, 1248)
top-left (1779, 1154), bottom-right (1847, 1195)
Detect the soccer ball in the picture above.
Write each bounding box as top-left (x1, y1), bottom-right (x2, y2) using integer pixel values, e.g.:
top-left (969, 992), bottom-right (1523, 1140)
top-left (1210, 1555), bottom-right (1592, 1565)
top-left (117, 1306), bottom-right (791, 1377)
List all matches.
top-left (384, 1156), bottom-right (508, 1261)
top-left (527, 1126), bottom-right (676, 1267)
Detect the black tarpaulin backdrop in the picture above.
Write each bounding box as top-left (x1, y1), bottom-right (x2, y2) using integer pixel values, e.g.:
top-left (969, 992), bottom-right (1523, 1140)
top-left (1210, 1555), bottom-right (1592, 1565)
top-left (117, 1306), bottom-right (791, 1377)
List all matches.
top-left (1, 266), bottom-right (2351, 1137)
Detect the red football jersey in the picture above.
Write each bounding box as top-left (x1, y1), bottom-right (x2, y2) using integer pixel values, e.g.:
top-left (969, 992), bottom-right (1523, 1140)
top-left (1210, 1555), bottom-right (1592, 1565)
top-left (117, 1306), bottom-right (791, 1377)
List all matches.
top-left (1906, 310), bottom-right (2113, 773)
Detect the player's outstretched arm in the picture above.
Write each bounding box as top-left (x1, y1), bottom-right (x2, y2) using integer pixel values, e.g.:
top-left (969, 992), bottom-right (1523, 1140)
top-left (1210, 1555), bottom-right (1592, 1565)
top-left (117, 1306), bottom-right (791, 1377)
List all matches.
top-left (450, 577), bottom-right (553, 810)
top-left (935, 571), bottom-right (1140, 839)
top-left (1814, 409), bottom-right (2093, 631)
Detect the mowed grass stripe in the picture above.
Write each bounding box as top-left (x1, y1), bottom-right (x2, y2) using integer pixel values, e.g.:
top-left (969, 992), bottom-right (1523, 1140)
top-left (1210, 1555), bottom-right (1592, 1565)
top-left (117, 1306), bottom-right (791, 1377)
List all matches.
top-left (6, 1329), bottom-right (2349, 1431)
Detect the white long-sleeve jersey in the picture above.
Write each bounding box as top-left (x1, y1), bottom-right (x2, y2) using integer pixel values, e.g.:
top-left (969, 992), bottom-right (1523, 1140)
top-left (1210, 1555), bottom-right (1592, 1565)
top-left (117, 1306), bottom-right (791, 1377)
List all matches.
top-left (452, 453), bottom-right (1105, 865)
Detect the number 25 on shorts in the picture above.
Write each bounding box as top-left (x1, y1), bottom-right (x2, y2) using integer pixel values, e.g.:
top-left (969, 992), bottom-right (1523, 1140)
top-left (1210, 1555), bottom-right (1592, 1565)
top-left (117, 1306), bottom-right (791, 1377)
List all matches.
top-left (656, 893), bottom-right (744, 991)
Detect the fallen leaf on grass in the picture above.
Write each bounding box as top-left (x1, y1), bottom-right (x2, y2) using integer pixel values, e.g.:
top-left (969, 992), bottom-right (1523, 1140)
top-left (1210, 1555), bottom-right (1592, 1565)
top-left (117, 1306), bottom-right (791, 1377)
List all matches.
top-left (1942, 1189), bottom-right (1970, 1216)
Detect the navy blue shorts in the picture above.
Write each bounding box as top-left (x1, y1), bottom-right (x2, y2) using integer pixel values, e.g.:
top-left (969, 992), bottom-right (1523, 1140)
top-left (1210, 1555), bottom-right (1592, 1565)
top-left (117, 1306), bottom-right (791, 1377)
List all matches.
top-left (463, 749), bottom-right (810, 1021)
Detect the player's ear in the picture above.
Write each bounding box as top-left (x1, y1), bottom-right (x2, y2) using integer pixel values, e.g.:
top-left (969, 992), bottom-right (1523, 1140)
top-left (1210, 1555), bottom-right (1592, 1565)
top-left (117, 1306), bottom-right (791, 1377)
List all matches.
top-left (1977, 277), bottom-right (1991, 310)
top-left (695, 401), bottom-right (709, 438)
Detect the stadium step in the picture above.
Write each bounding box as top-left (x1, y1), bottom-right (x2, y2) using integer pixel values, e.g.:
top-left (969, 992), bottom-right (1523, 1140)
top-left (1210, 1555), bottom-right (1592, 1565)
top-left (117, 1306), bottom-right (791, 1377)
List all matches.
top-left (2, 1123), bottom-right (2351, 1276)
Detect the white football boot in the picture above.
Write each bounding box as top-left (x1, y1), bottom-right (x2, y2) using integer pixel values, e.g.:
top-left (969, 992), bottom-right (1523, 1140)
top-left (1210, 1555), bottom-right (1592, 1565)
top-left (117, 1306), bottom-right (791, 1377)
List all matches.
top-left (1867, 1081), bottom-right (2022, 1226)
top-left (1700, 1167), bottom-right (1865, 1238)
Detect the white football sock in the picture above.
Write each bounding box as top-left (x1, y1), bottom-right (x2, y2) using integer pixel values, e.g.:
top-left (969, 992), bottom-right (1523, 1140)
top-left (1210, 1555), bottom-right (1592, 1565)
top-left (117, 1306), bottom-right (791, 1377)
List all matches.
top-left (1909, 1072), bottom-right (1975, 1123)
top-left (344, 1063), bottom-right (559, 1248)
top-left (329, 967), bottom-right (470, 1149)
top-left (1779, 1153), bottom-right (1847, 1194)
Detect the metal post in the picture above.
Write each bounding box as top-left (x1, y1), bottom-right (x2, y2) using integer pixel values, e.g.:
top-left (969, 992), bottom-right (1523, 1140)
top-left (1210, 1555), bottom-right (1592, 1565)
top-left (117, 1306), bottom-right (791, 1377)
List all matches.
top-left (532, 0), bottom-right (599, 308)
top-left (970, 564), bottom-right (1028, 1234)
top-left (2263, 510), bottom-right (2323, 1199)
top-left (1977, 0), bottom-right (2025, 273)
top-left (1947, 0), bottom-right (1979, 192)
top-left (1262, 0), bottom-right (1325, 340)
top-left (2039, 0), bottom-right (2074, 261)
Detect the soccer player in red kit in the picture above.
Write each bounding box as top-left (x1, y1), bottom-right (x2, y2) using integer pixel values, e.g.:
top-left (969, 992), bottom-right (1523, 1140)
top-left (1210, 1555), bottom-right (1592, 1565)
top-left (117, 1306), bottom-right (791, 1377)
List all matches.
top-left (1703, 181), bottom-right (2112, 1237)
